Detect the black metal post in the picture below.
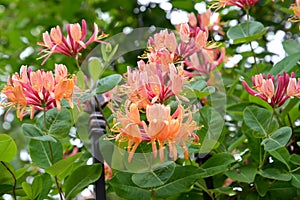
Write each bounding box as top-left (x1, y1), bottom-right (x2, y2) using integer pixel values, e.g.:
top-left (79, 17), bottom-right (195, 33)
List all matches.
top-left (88, 95), bottom-right (108, 200)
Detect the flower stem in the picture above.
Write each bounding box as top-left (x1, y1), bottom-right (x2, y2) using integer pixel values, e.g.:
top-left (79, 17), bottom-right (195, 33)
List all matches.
top-left (43, 107), bottom-right (64, 200)
top-left (1, 161), bottom-right (17, 199)
top-left (245, 9), bottom-right (259, 73)
top-left (75, 59), bottom-right (81, 71)
top-left (290, 166), bottom-right (300, 173)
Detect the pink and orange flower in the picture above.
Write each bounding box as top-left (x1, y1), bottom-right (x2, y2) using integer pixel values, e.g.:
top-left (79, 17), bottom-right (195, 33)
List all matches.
top-left (211, 0), bottom-right (259, 10)
top-left (1, 64), bottom-right (76, 120)
top-left (287, 72), bottom-right (300, 98)
top-left (114, 101), bottom-right (199, 162)
top-left (290, 0), bottom-right (300, 22)
top-left (37, 19), bottom-right (108, 65)
top-left (242, 72), bottom-right (291, 107)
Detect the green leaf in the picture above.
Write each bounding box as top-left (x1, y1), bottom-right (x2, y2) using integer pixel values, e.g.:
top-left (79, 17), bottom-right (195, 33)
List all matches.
top-left (225, 165), bottom-right (257, 183)
top-left (64, 163), bottom-right (102, 199)
top-left (269, 53), bottom-right (300, 75)
top-left (198, 106), bottom-right (224, 153)
top-left (242, 122), bottom-right (261, 163)
top-left (0, 184), bottom-right (13, 195)
top-left (194, 86), bottom-right (215, 99)
top-left (21, 174), bottom-right (51, 200)
top-left (15, 167), bottom-right (28, 179)
top-left (131, 162), bottom-right (175, 188)
top-left (291, 174), bottom-right (300, 188)
top-left (29, 140), bottom-right (63, 168)
top-left (76, 70), bottom-right (86, 90)
top-left (106, 44), bottom-right (119, 62)
top-left (0, 162), bottom-right (14, 185)
top-left (290, 154), bottom-right (300, 165)
top-left (254, 175), bottom-right (269, 197)
top-left (88, 58), bottom-right (103, 83)
top-left (109, 172), bottom-right (151, 200)
top-left (267, 181), bottom-right (298, 199)
top-left (227, 21), bottom-right (267, 44)
top-left (259, 168), bottom-right (291, 181)
top-left (31, 176), bottom-right (43, 199)
top-left (36, 174), bottom-right (52, 200)
top-left (154, 165), bottom-right (204, 198)
top-left (243, 106), bottom-right (277, 138)
top-left (46, 152), bottom-right (82, 177)
top-left (282, 40), bottom-right (300, 55)
top-left (200, 153), bottom-right (235, 177)
top-left (171, 0), bottom-right (195, 11)
top-left (22, 124), bottom-right (56, 142)
top-left (22, 182), bottom-right (33, 199)
top-left (39, 108), bottom-right (72, 139)
top-left (227, 102), bottom-right (252, 121)
top-left (0, 134), bottom-right (17, 162)
top-left (262, 127), bottom-right (292, 151)
top-left (269, 147), bottom-right (290, 170)
top-left (95, 74), bottom-right (122, 94)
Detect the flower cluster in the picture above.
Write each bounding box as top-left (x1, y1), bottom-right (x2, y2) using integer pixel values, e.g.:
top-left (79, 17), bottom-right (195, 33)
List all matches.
top-left (176, 11), bottom-right (226, 77)
top-left (290, 0), bottom-right (300, 25)
top-left (1, 64), bottom-right (76, 120)
top-left (242, 72), bottom-right (300, 107)
top-left (37, 19), bottom-right (108, 65)
top-left (211, 0), bottom-right (259, 10)
top-left (111, 26), bottom-right (221, 162)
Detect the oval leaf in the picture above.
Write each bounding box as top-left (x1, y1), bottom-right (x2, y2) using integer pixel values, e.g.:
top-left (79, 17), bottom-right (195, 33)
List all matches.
top-left (268, 147), bottom-right (290, 170)
top-left (22, 124), bottom-right (56, 142)
top-left (154, 165), bottom-right (204, 198)
top-left (95, 74), bottom-right (122, 94)
top-left (225, 165), bottom-right (257, 183)
top-left (76, 70), bottom-right (86, 90)
top-left (262, 127), bottom-right (292, 151)
top-left (29, 140), bottom-right (63, 168)
top-left (38, 108), bottom-right (72, 139)
top-left (243, 106), bottom-right (277, 138)
top-left (46, 152), bottom-right (82, 177)
top-left (269, 53), bottom-right (300, 75)
top-left (65, 163), bottom-right (102, 199)
top-left (259, 168), bottom-right (291, 181)
top-left (200, 153), bottom-right (235, 177)
top-left (291, 174), bottom-right (300, 188)
top-left (227, 21), bottom-right (267, 44)
top-left (0, 134), bottom-right (17, 162)
top-left (132, 162), bottom-right (175, 188)
top-left (109, 172), bottom-right (151, 200)
top-left (88, 58), bottom-right (103, 83)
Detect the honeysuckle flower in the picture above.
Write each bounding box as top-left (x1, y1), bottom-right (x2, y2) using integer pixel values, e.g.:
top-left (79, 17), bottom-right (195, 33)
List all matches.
top-left (1, 64), bottom-right (76, 120)
top-left (290, 0), bottom-right (300, 22)
top-left (114, 102), bottom-right (143, 162)
top-left (148, 29), bottom-right (177, 53)
top-left (148, 29), bottom-right (208, 63)
top-left (188, 11), bottom-right (223, 35)
top-left (242, 72), bottom-right (290, 107)
top-left (179, 23), bottom-right (191, 43)
top-left (37, 19), bottom-right (108, 65)
top-left (113, 101), bottom-right (199, 162)
top-left (125, 60), bottom-right (186, 109)
top-left (176, 111), bottom-right (199, 160)
top-left (142, 103), bottom-right (198, 161)
top-left (185, 47), bottom-right (225, 77)
top-left (211, 0), bottom-right (259, 10)
top-left (287, 72), bottom-right (300, 97)
top-left (104, 161), bottom-right (113, 182)
top-left (1, 85), bottom-right (27, 120)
